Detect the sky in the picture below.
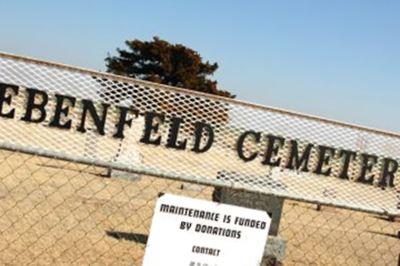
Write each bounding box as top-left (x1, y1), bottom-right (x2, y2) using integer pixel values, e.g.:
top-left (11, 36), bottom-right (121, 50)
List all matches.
top-left (0, 1), bottom-right (399, 132)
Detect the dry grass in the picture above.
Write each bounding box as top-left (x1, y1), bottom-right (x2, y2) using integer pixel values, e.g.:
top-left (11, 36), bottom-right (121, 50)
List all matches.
top-left (0, 150), bottom-right (398, 265)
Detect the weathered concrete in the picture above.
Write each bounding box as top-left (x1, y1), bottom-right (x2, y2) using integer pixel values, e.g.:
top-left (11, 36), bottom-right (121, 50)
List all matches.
top-left (213, 187), bottom-right (286, 265)
top-left (263, 236), bottom-right (286, 265)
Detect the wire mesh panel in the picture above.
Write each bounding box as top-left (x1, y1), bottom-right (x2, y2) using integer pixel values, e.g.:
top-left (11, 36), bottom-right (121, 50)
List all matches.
top-left (0, 53), bottom-right (398, 265)
top-left (0, 52), bottom-right (398, 216)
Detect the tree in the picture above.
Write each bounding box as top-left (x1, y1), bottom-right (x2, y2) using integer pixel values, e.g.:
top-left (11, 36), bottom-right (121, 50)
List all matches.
top-left (105, 36), bottom-right (234, 98)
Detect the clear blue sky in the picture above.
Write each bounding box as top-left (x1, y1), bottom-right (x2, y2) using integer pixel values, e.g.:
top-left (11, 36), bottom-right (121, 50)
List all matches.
top-left (0, 1), bottom-right (399, 132)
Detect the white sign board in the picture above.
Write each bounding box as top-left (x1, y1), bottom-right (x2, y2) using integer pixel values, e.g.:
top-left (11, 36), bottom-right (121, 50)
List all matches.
top-left (143, 194), bottom-right (271, 266)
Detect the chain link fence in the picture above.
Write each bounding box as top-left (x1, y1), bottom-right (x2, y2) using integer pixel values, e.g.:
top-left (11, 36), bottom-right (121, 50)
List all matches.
top-left (0, 53), bottom-right (399, 265)
top-left (0, 149), bottom-right (398, 265)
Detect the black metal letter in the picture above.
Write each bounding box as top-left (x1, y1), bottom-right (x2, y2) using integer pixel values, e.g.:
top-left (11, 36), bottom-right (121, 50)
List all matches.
top-left (262, 134), bottom-right (285, 166)
top-left (21, 88), bottom-right (48, 123)
top-left (357, 153), bottom-right (378, 184)
top-left (140, 111), bottom-right (165, 145)
top-left (191, 122), bottom-right (214, 153)
top-left (0, 82), bottom-right (19, 118)
top-left (49, 94), bottom-right (76, 129)
top-left (166, 117), bottom-right (187, 150)
top-left (286, 140), bottom-right (313, 172)
top-left (113, 106), bottom-right (139, 139)
top-left (236, 130), bottom-right (260, 162)
top-left (338, 149), bottom-right (357, 180)
top-left (378, 158), bottom-right (398, 187)
top-left (314, 145), bottom-right (336, 176)
top-left (76, 100), bottom-right (109, 135)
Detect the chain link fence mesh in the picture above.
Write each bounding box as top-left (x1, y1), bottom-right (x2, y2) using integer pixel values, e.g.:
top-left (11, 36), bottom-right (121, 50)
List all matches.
top-left (0, 53), bottom-right (398, 265)
top-left (0, 150), bottom-right (398, 265)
